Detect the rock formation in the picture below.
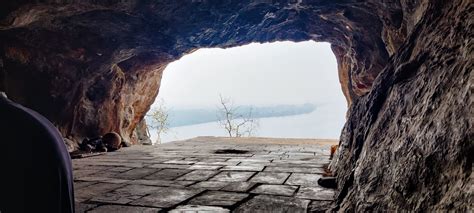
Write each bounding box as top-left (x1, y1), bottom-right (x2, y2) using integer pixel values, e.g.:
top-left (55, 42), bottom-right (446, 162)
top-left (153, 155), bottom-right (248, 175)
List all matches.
top-left (0, 0), bottom-right (471, 211)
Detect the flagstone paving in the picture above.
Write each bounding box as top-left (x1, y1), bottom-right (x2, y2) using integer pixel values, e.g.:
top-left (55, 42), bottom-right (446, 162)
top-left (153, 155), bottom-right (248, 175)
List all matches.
top-left (73, 136), bottom-right (337, 212)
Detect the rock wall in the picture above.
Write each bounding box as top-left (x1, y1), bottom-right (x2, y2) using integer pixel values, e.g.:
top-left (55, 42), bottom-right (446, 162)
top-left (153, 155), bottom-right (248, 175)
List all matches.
top-left (0, 0), bottom-right (471, 210)
top-left (332, 0), bottom-right (473, 211)
top-left (0, 0), bottom-right (406, 144)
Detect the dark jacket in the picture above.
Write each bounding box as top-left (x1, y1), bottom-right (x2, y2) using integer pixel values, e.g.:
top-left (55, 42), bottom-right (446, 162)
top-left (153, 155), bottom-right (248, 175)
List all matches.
top-left (0, 95), bottom-right (75, 213)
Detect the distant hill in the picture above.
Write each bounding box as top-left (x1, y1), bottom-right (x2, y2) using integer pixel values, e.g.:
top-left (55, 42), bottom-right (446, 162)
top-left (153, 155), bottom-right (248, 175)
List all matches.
top-left (146, 103), bottom-right (317, 128)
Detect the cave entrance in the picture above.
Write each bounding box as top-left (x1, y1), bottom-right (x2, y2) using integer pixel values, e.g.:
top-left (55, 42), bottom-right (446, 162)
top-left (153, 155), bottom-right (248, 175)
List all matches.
top-left (146, 41), bottom-right (347, 144)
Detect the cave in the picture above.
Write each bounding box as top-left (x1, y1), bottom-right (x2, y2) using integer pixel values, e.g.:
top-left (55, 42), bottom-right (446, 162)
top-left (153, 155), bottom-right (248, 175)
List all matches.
top-left (0, 0), bottom-right (472, 211)
top-left (150, 41), bottom-right (346, 143)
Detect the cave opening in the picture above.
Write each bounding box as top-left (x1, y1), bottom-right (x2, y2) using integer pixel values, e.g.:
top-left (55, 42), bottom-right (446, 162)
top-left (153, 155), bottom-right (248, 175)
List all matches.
top-left (0, 0), bottom-right (469, 211)
top-left (145, 41), bottom-right (347, 144)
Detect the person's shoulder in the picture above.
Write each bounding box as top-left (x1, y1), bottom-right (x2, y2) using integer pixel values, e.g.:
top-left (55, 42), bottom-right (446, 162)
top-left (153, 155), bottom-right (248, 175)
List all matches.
top-left (0, 97), bottom-right (57, 135)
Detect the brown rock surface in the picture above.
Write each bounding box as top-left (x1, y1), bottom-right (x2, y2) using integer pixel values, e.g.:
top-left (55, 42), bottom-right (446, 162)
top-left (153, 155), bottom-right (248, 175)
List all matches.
top-left (331, 0), bottom-right (473, 211)
top-left (0, 0), bottom-right (471, 211)
top-left (0, 0), bottom-right (411, 145)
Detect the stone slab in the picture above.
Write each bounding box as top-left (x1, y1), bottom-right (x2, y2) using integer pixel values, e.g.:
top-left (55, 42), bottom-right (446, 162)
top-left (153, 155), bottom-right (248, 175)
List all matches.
top-left (147, 163), bottom-right (191, 169)
top-left (144, 169), bottom-right (190, 180)
top-left (188, 191), bottom-right (249, 207)
top-left (188, 164), bottom-right (222, 170)
top-left (163, 160), bottom-right (197, 165)
top-left (75, 176), bottom-right (130, 184)
top-left (129, 179), bottom-right (194, 187)
top-left (75, 183), bottom-right (125, 202)
top-left (75, 203), bottom-right (97, 212)
top-left (285, 173), bottom-right (322, 186)
top-left (74, 181), bottom-right (97, 190)
top-left (227, 158), bottom-right (271, 163)
top-left (295, 186), bottom-right (335, 201)
top-left (114, 168), bottom-right (159, 180)
top-left (130, 187), bottom-right (203, 208)
top-left (170, 205), bottom-right (229, 213)
top-left (220, 165), bottom-right (264, 172)
top-left (106, 167), bottom-right (135, 172)
top-left (250, 184), bottom-right (298, 196)
top-left (265, 166), bottom-right (325, 174)
top-left (190, 181), bottom-right (229, 190)
top-left (233, 195), bottom-right (310, 213)
top-left (89, 192), bottom-right (142, 204)
top-left (248, 172), bottom-right (290, 184)
top-left (210, 171), bottom-right (255, 182)
top-left (89, 184), bottom-right (164, 204)
top-left (88, 205), bottom-right (161, 213)
top-left (177, 170), bottom-right (220, 181)
top-left (73, 169), bottom-right (101, 179)
top-left (73, 137), bottom-right (336, 209)
top-left (221, 182), bottom-right (257, 192)
top-left (196, 161), bottom-right (238, 166)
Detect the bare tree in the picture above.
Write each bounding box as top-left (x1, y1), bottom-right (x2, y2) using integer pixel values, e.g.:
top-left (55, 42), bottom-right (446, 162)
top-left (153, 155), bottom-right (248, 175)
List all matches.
top-left (217, 95), bottom-right (259, 137)
top-left (146, 99), bottom-right (170, 144)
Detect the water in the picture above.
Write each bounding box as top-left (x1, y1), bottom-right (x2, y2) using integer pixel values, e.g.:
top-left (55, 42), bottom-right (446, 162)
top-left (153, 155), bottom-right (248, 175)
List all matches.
top-left (149, 103), bottom-right (346, 143)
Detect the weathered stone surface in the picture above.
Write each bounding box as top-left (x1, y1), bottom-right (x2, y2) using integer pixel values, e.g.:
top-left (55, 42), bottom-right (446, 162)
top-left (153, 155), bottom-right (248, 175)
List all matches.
top-left (170, 205), bottom-right (229, 213)
top-left (74, 181), bottom-right (97, 190)
top-left (129, 179), bottom-right (194, 187)
top-left (221, 182), bottom-right (257, 193)
top-left (285, 173), bottom-right (322, 187)
top-left (189, 181), bottom-right (229, 190)
top-left (176, 170), bottom-right (219, 181)
top-left (188, 164), bottom-right (222, 170)
top-left (163, 160), bottom-right (197, 165)
top-left (88, 205), bottom-right (160, 213)
top-left (295, 186), bottom-right (335, 201)
top-left (251, 184), bottom-right (298, 196)
top-left (264, 166), bottom-right (324, 174)
top-left (248, 172), bottom-right (291, 184)
top-left (188, 191), bottom-right (249, 207)
top-left (73, 138), bottom-right (337, 210)
top-left (147, 164), bottom-right (191, 170)
top-left (114, 168), bottom-right (158, 180)
top-left (130, 187), bottom-right (203, 208)
top-left (143, 169), bottom-right (190, 180)
top-left (115, 184), bottom-right (164, 195)
top-left (75, 203), bottom-right (98, 213)
top-left (234, 195), bottom-right (310, 213)
top-left (210, 171), bottom-right (256, 182)
top-left (195, 161), bottom-right (239, 166)
top-left (75, 176), bottom-right (130, 184)
top-left (220, 165), bottom-right (264, 172)
top-left (89, 192), bottom-right (142, 204)
top-left (93, 185), bottom-right (158, 204)
top-left (75, 183), bottom-right (125, 202)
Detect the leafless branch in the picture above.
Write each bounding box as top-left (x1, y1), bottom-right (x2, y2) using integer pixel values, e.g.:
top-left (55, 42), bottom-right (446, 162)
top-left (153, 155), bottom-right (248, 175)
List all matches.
top-left (146, 98), bottom-right (170, 144)
top-left (217, 94), bottom-right (259, 138)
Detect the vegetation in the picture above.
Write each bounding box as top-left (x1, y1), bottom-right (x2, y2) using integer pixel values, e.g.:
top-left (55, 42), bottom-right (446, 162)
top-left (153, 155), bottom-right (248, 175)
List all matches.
top-left (217, 95), bottom-right (259, 137)
top-left (146, 99), bottom-right (170, 144)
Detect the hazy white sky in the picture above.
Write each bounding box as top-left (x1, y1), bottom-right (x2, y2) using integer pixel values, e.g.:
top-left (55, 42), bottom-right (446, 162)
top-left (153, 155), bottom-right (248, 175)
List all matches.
top-left (156, 41), bottom-right (345, 109)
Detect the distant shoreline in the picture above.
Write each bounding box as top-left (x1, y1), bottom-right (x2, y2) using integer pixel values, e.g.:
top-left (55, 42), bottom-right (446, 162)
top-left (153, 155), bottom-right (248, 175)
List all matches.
top-left (148, 103), bottom-right (318, 128)
top-left (177, 136), bottom-right (339, 145)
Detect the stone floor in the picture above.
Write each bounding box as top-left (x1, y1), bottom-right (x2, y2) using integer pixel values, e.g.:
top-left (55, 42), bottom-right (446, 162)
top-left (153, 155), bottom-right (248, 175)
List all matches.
top-left (73, 137), bottom-right (337, 212)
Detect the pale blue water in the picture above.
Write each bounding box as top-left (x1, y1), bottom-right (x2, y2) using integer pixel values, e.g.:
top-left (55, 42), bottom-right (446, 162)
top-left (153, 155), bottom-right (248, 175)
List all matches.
top-left (149, 102), bottom-right (346, 143)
